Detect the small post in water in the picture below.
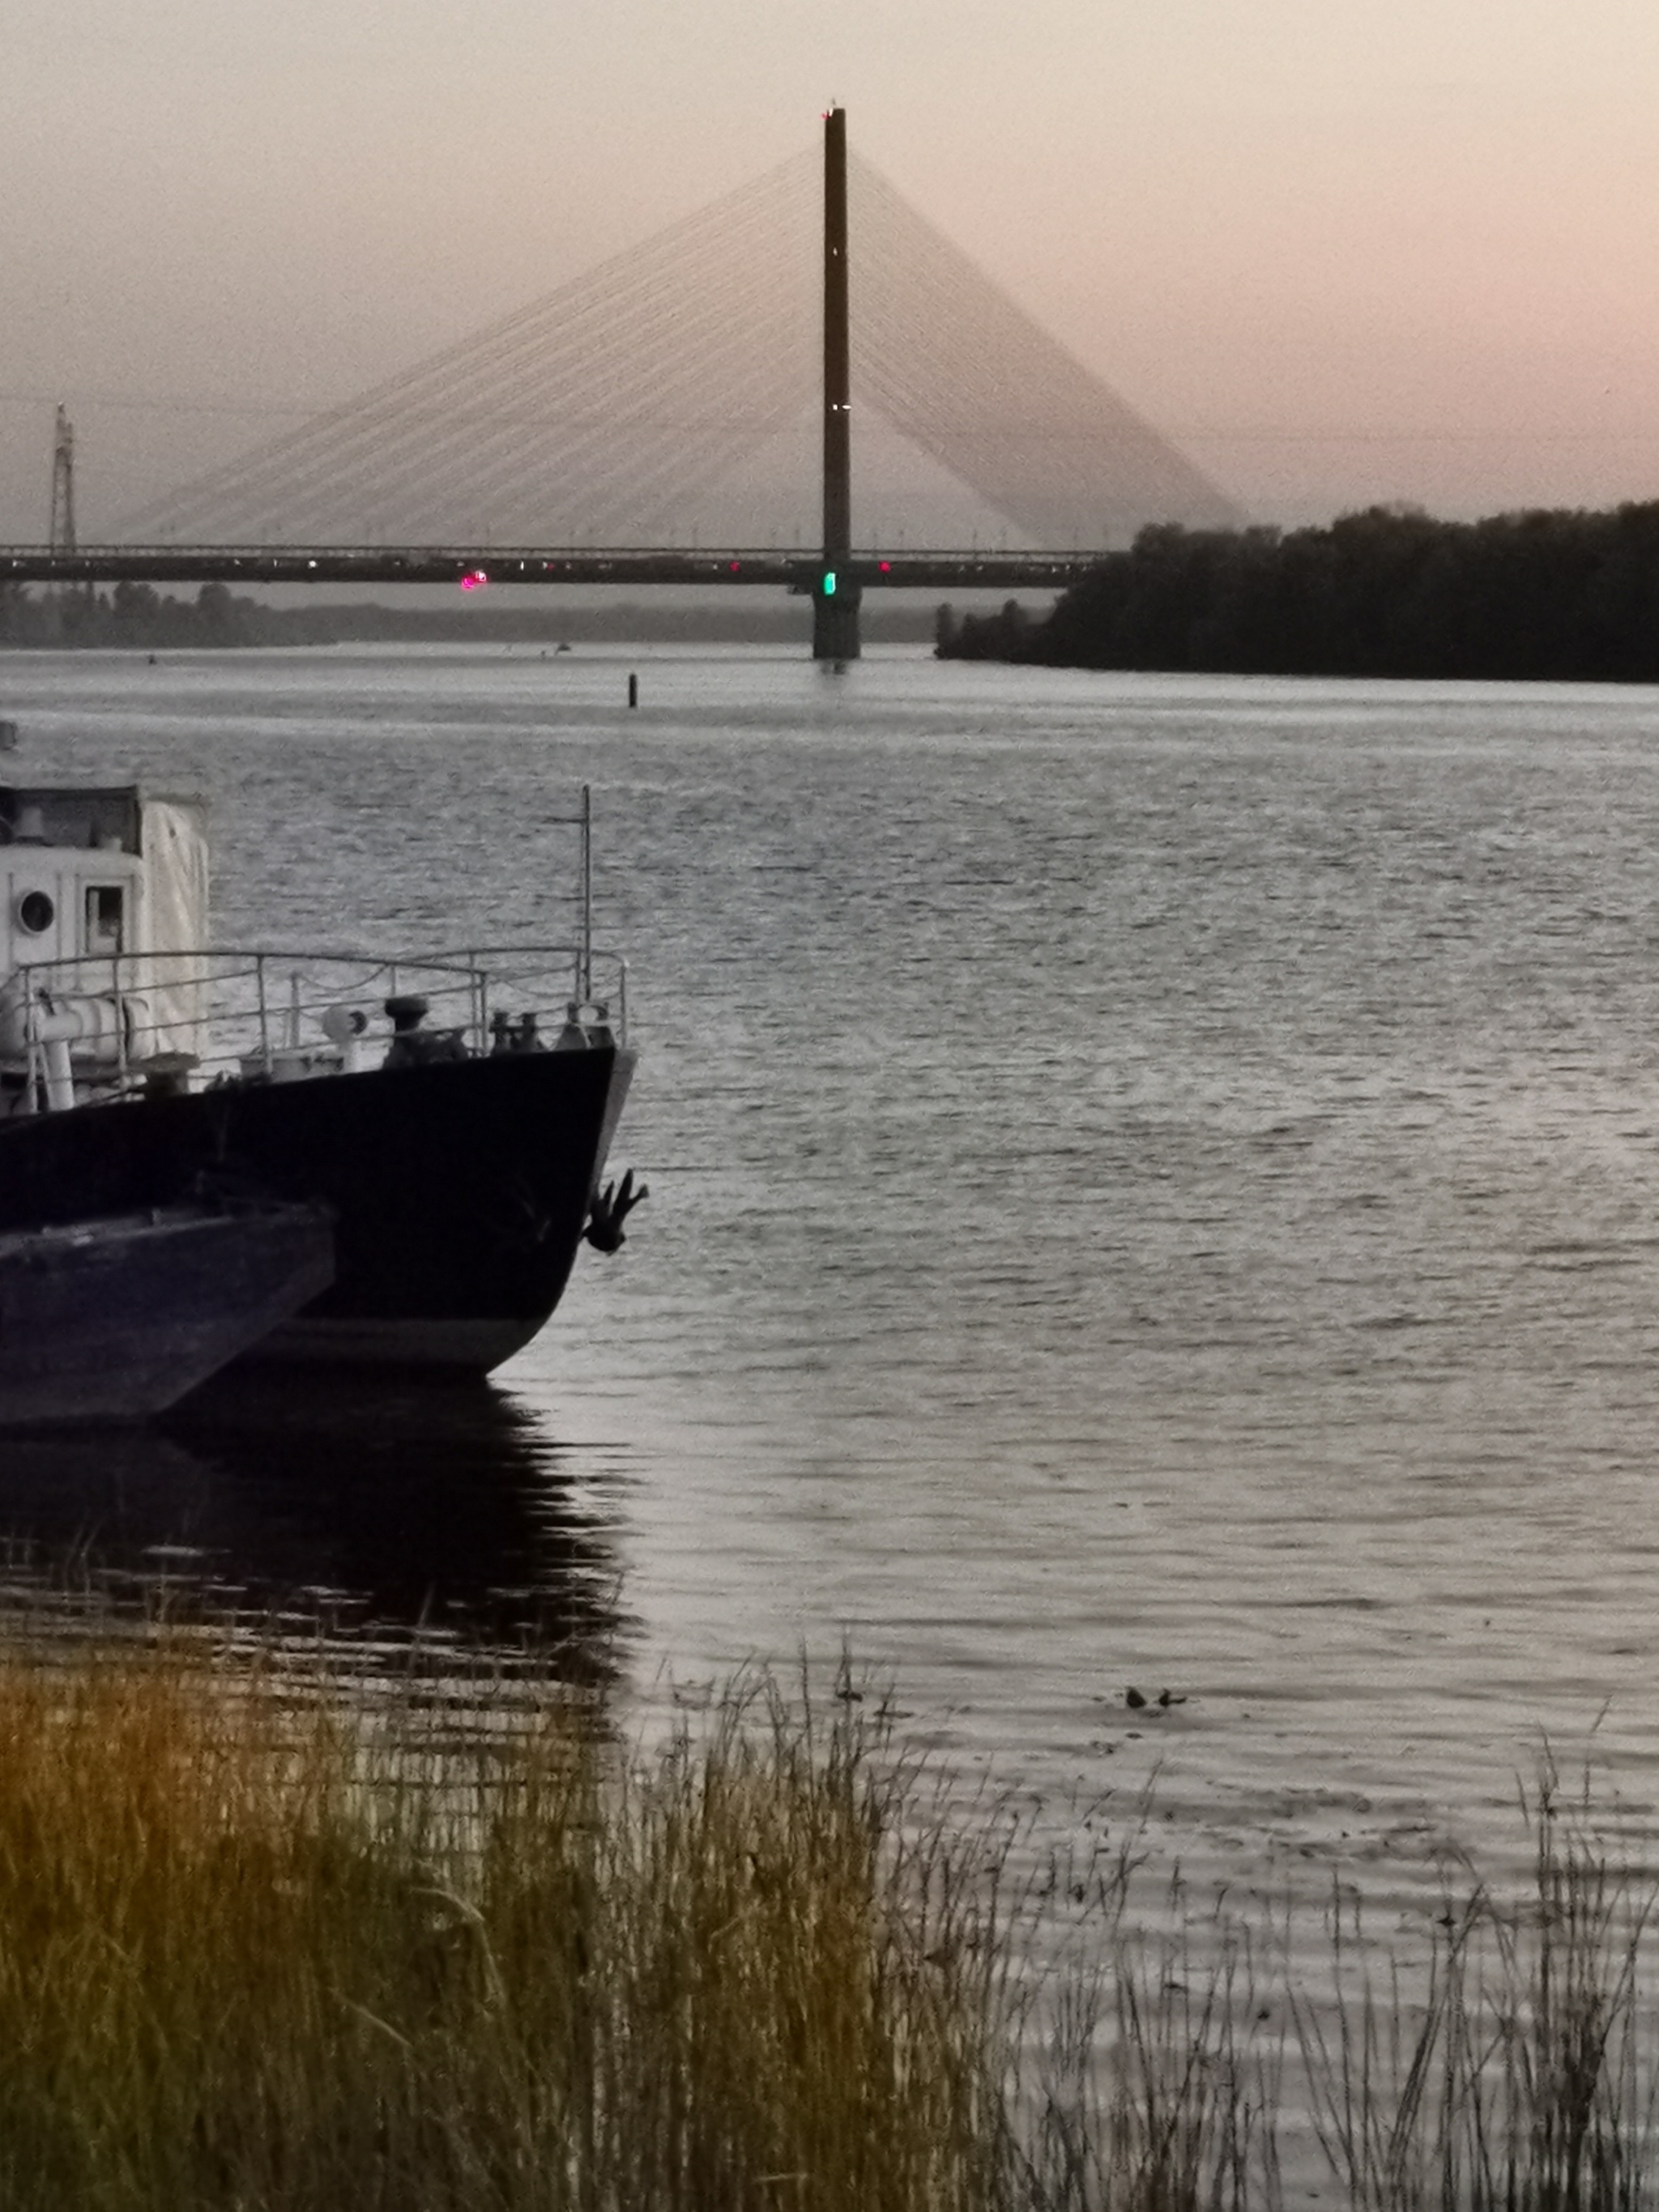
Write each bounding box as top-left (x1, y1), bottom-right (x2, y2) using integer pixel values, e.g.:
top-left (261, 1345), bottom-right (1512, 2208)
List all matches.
top-left (628, 671), bottom-right (638, 708)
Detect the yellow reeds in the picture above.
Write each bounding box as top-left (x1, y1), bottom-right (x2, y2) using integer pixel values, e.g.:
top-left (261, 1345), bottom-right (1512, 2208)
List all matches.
top-left (0, 1646), bottom-right (1009, 2212)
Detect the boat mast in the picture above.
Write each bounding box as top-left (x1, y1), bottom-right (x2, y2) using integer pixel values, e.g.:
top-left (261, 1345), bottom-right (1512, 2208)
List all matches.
top-left (580, 783), bottom-right (592, 1004)
top-left (544, 786), bottom-right (595, 1005)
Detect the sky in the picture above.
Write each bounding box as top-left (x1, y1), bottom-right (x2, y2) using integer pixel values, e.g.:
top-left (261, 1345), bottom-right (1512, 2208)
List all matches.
top-left (5, 0), bottom-right (1659, 543)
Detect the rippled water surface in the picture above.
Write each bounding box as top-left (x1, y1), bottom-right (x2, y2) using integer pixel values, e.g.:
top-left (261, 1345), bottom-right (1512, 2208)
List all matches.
top-left (5, 641), bottom-right (1659, 1899)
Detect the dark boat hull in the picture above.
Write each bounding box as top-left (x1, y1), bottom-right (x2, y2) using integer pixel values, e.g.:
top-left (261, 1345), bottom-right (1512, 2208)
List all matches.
top-left (0, 1046), bottom-right (633, 1374)
top-left (0, 1204), bottom-right (335, 1429)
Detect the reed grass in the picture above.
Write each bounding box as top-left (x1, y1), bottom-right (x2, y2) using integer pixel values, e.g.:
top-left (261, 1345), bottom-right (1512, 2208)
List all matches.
top-left (0, 1648), bottom-right (1010, 2211)
top-left (1012, 1762), bottom-right (1659, 2212)
top-left (1290, 1760), bottom-right (1659, 2211)
top-left (0, 1635), bottom-right (1657, 2212)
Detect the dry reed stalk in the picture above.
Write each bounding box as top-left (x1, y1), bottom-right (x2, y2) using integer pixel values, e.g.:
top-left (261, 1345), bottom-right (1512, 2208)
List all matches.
top-left (1014, 1860), bottom-right (1284, 2212)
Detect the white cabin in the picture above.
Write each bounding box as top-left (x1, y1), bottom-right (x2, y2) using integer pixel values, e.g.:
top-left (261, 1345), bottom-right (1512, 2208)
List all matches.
top-left (0, 785), bottom-right (208, 975)
top-left (0, 785), bottom-right (210, 1110)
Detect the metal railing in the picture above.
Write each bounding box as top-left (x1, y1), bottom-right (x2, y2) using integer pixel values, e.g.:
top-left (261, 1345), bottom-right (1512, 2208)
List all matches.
top-left (0, 944), bottom-right (628, 1106)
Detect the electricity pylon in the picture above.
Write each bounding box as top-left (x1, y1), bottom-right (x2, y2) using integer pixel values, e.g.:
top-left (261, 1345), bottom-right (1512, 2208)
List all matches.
top-left (49, 404), bottom-right (78, 556)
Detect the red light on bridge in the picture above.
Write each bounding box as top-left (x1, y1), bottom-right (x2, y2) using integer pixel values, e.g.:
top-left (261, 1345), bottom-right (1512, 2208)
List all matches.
top-left (729, 559), bottom-right (741, 572)
top-left (459, 568), bottom-right (489, 592)
top-left (878, 560), bottom-right (891, 573)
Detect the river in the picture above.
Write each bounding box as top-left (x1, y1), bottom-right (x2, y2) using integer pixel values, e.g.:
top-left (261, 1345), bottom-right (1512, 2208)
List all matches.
top-left (2, 640), bottom-right (1658, 1915)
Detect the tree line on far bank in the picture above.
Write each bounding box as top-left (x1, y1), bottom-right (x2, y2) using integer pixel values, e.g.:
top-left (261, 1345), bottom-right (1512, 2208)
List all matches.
top-left (936, 502), bottom-right (1659, 681)
top-left (0, 581), bottom-right (280, 650)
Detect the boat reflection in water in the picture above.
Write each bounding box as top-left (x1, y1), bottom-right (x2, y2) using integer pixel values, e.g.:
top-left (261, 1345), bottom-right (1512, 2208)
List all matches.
top-left (0, 1377), bottom-right (627, 1689)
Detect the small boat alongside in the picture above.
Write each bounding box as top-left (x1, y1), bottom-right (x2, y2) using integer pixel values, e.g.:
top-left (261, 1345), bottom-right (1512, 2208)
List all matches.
top-left (0, 780), bottom-right (639, 1375)
top-left (0, 1199), bottom-right (335, 1430)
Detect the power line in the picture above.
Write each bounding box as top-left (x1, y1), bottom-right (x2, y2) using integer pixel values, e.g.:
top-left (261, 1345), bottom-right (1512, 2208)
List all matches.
top-left (0, 387), bottom-right (317, 420)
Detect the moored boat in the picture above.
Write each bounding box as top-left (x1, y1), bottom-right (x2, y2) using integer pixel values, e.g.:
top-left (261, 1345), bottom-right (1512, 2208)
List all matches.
top-left (0, 781), bottom-right (640, 1374)
top-left (0, 1199), bottom-right (335, 1430)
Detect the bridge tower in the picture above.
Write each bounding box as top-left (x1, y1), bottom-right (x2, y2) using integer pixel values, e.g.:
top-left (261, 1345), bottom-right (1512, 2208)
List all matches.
top-left (812, 106), bottom-right (860, 662)
top-left (48, 404), bottom-right (79, 557)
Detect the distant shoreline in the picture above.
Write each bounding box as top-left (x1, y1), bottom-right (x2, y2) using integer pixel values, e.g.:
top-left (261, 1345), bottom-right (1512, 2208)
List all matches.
top-left (0, 582), bottom-right (945, 652)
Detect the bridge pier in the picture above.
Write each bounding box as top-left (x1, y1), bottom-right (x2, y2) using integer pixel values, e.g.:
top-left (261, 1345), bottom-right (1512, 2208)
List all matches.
top-left (814, 106), bottom-right (858, 662)
top-left (812, 572), bottom-right (861, 660)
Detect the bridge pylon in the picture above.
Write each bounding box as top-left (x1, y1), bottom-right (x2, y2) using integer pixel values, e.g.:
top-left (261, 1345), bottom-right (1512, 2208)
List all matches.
top-left (812, 105), bottom-right (860, 662)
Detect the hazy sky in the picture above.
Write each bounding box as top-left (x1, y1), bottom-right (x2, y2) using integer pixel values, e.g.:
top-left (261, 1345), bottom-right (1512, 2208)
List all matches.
top-left (6, 0), bottom-right (1659, 540)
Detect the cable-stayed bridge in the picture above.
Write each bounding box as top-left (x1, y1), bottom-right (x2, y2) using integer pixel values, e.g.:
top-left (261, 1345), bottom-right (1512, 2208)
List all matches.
top-left (3, 113), bottom-right (1239, 654)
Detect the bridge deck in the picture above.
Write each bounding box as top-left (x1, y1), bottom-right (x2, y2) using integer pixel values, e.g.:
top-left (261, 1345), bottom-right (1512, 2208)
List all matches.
top-left (0, 547), bottom-right (1100, 592)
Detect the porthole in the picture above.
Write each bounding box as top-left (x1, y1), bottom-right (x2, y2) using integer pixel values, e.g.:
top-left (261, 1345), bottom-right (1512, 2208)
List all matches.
top-left (16, 891), bottom-right (54, 936)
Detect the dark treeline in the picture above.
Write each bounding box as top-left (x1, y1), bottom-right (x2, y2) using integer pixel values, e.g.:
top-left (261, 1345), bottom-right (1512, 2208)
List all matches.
top-left (2, 581), bottom-right (282, 650)
top-left (936, 502), bottom-right (1659, 680)
top-left (1, 582), bottom-right (941, 650)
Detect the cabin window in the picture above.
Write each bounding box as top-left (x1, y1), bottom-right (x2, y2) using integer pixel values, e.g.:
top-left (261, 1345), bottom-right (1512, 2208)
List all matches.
top-left (15, 891), bottom-right (53, 936)
top-left (85, 885), bottom-right (125, 955)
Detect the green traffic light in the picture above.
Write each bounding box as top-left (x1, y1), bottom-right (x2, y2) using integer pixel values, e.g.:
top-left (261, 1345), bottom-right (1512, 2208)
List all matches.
top-left (822, 570), bottom-right (837, 597)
